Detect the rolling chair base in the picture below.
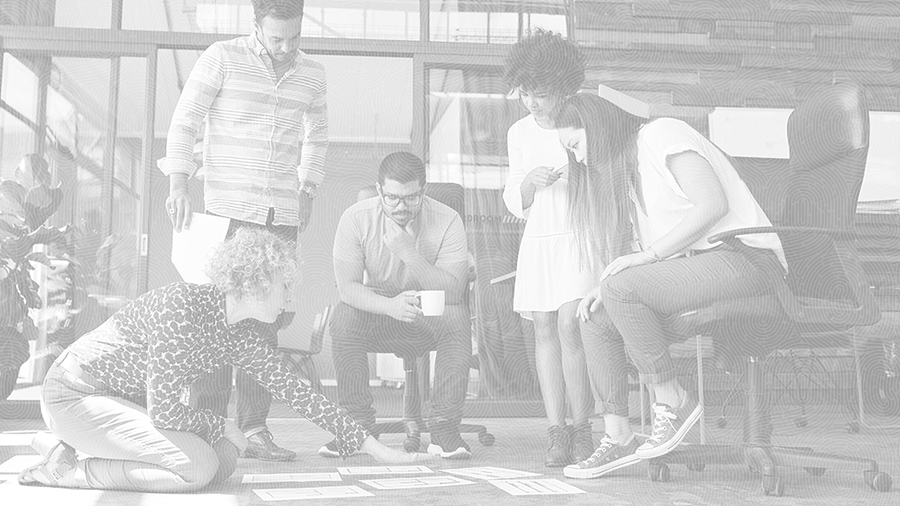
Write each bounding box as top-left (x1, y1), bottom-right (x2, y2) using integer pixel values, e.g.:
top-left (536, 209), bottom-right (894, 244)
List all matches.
top-left (646, 356), bottom-right (892, 496)
top-left (372, 419), bottom-right (495, 452)
top-left (649, 443), bottom-right (891, 496)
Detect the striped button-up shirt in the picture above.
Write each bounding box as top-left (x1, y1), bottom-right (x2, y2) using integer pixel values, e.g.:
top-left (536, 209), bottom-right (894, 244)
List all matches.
top-left (157, 32), bottom-right (327, 227)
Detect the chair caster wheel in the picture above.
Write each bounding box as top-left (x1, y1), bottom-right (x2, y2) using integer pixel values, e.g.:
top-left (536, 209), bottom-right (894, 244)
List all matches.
top-left (762, 475), bottom-right (784, 496)
top-left (865, 471), bottom-right (892, 492)
top-left (478, 432), bottom-right (495, 446)
top-left (846, 421), bottom-right (860, 434)
top-left (686, 463), bottom-right (705, 472)
top-left (804, 467), bottom-right (826, 477)
top-left (794, 416), bottom-right (807, 428)
top-left (715, 417), bottom-right (727, 429)
top-left (649, 463), bottom-right (670, 482)
top-left (403, 437), bottom-right (421, 453)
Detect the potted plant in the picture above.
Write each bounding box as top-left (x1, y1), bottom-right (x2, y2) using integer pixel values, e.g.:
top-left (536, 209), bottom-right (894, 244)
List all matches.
top-left (0, 153), bottom-right (69, 399)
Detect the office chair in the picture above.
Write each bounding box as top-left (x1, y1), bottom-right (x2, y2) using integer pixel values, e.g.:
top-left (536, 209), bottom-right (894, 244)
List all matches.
top-left (358, 182), bottom-right (494, 452)
top-left (277, 305), bottom-right (332, 393)
top-left (645, 82), bottom-right (892, 496)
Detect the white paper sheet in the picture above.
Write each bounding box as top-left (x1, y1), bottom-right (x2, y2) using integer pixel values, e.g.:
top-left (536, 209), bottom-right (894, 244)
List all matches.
top-left (443, 467), bottom-right (542, 480)
top-left (253, 486), bottom-right (373, 501)
top-left (489, 478), bottom-right (587, 496)
top-left (336, 465), bottom-right (432, 475)
top-left (359, 475), bottom-right (475, 490)
top-left (242, 472), bottom-right (341, 484)
top-left (170, 213), bottom-right (230, 284)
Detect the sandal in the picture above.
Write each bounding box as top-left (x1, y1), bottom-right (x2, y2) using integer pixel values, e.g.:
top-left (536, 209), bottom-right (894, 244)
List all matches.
top-left (17, 433), bottom-right (78, 487)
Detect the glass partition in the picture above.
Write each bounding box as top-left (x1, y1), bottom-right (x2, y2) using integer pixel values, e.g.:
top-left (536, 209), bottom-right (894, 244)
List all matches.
top-left (428, 65), bottom-right (538, 400)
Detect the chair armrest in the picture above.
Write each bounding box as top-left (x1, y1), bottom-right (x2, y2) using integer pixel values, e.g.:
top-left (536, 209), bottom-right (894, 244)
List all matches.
top-left (708, 225), bottom-right (867, 245)
top-left (490, 271), bottom-right (517, 284)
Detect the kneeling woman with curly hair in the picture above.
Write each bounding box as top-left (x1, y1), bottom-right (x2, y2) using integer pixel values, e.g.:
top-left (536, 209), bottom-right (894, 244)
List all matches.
top-left (19, 227), bottom-right (427, 492)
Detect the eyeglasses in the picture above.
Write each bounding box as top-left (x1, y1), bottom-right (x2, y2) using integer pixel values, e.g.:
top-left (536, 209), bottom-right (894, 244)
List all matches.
top-left (381, 190), bottom-right (424, 208)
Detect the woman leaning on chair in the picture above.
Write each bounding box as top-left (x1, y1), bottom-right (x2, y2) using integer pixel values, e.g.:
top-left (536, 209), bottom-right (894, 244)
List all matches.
top-left (552, 92), bottom-right (788, 479)
top-left (18, 227), bottom-right (428, 492)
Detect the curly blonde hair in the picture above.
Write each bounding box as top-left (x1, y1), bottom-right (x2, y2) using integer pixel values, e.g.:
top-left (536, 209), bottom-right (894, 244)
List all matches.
top-left (205, 227), bottom-right (300, 300)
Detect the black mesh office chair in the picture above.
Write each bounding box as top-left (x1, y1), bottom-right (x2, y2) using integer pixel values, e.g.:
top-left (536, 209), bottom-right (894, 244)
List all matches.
top-left (277, 305), bottom-right (332, 393)
top-left (358, 182), bottom-right (494, 452)
top-left (647, 82), bottom-right (892, 496)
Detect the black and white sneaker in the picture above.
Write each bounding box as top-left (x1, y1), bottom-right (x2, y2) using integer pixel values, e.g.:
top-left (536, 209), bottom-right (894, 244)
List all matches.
top-left (635, 397), bottom-right (703, 460)
top-left (426, 422), bottom-right (471, 459)
top-left (564, 433), bottom-right (641, 479)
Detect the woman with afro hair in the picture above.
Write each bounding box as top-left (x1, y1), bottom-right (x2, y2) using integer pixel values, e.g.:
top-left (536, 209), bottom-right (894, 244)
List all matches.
top-left (501, 29), bottom-right (598, 467)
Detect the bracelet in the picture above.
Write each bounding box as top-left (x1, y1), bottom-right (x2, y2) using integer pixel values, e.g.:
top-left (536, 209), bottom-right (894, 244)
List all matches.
top-left (644, 246), bottom-right (661, 262)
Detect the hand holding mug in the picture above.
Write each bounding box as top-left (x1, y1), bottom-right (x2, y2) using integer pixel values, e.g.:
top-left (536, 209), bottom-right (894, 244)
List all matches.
top-left (415, 290), bottom-right (445, 317)
top-left (388, 290), bottom-right (421, 322)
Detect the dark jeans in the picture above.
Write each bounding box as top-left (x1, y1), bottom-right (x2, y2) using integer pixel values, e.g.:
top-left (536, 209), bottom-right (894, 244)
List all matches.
top-left (579, 304), bottom-right (632, 418)
top-left (601, 243), bottom-right (783, 385)
top-left (190, 209), bottom-right (298, 433)
top-left (330, 301), bottom-right (471, 429)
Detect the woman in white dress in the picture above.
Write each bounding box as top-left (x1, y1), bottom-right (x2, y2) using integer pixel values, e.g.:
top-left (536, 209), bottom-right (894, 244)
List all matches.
top-left (501, 29), bottom-right (599, 467)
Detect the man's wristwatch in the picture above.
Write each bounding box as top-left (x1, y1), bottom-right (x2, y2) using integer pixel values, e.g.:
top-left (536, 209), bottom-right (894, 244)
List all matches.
top-left (300, 182), bottom-right (319, 200)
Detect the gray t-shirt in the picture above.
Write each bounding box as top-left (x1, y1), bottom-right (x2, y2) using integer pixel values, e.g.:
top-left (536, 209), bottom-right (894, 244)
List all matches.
top-left (333, 196), bottom-right (468, 297)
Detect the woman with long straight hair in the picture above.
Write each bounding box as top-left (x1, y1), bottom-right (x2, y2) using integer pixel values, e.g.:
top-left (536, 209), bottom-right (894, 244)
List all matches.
top-left (553, 93), bottom-right (786, 479)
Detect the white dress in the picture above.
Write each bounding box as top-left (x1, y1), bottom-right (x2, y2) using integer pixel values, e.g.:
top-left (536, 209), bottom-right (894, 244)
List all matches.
top-left (503, 115), bottom-right (600, 316)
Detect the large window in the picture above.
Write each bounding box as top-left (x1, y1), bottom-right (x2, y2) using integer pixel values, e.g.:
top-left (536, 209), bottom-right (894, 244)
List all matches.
top-left (429, 1), bottom-right (566, 43)
top-left (428, 67), bottom-right (523, 189)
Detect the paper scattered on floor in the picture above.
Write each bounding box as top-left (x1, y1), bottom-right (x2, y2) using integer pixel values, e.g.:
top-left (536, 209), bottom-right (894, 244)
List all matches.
top-left (0, 455), bottom-right (42, 473)
top-left (489, 478), bottom-right (587, 496)
top-left (359, 475), bottom-right (475, 490)
top-left (443, 467), bottom-right (542, 480)
top-left (253, 486), bottom-right (373, 501)
top-left (336, 465), bottom-right (432, 475)
top-left (242, 472), bottom-right (341, 484)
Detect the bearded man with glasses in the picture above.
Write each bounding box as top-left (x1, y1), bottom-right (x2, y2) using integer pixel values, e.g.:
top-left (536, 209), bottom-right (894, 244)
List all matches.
top-left (325, 152), bottom-right (474, 459)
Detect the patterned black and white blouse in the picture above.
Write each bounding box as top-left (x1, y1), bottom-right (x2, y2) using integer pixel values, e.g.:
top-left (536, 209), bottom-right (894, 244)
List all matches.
top-left (65, 282), bottom-right (367, 458)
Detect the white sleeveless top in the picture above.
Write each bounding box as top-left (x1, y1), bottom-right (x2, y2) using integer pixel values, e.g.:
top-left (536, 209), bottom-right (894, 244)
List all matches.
top-left (633, 118), bottom-right (788, 271)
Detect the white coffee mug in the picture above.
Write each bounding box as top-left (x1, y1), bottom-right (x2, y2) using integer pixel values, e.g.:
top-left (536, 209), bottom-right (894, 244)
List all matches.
top-left (417, 290), bottom-right (445, 316)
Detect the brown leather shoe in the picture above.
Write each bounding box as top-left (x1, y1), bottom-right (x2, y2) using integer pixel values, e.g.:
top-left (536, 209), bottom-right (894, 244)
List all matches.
top-left (242, 429), bottom-right (296, 462)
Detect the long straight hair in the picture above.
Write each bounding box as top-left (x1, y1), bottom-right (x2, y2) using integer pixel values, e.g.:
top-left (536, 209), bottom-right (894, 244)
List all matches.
top-left (552, 93), bottom-right (645, 267)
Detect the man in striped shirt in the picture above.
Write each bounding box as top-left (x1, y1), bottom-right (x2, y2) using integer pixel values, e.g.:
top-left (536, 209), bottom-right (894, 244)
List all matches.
top-left (157, 0), bottom-right (322, 462)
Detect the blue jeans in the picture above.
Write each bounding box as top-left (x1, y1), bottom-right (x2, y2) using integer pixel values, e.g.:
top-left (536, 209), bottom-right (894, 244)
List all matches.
top-left (601, 243), bottom-right (783, 385)
top-left (40, 348), bottom-right (238, 492)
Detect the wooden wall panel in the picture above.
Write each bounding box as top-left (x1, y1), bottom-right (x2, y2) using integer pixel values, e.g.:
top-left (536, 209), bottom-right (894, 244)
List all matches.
top-left (572, 0), bottom-right (900, 122)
